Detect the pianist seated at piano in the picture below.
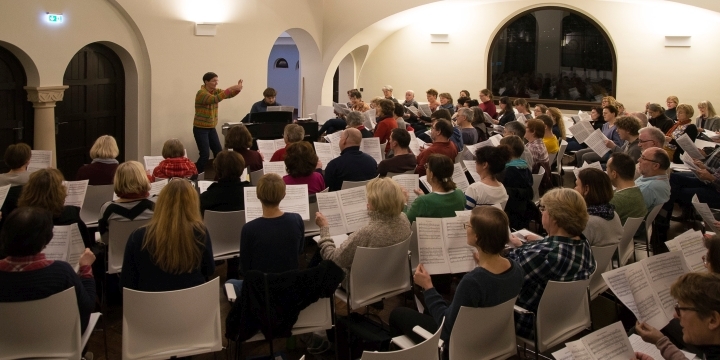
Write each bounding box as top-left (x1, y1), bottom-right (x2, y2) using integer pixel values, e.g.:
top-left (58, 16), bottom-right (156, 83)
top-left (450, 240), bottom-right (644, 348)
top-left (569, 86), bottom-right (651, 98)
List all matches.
top-left (250, 87), bottom-right (281, 113)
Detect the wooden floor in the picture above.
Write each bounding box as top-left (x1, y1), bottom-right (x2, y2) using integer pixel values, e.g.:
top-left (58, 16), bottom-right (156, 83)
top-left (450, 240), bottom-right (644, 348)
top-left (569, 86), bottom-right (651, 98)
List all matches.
top-left (83, 159), bottom-right (692, 359)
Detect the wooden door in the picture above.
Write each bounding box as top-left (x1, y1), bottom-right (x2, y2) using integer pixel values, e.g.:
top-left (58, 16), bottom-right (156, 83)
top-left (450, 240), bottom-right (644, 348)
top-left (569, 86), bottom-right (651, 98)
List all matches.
top-left (56, 43), bottom-right (125, 179)
top-left (0, 46), bottom-right (33, 172)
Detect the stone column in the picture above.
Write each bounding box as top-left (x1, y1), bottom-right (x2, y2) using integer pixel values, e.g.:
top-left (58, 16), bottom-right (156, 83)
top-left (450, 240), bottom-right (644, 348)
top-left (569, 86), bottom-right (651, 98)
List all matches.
top-left (24, 86), bottom-right (68, 168)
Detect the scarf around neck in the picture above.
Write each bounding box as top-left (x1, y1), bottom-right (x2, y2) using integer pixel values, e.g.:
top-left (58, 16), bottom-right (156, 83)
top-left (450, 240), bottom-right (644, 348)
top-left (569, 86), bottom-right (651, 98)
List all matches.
top-left (506, 158), bottom-right (528, 169)
top-left (587, 203), bottom-right (616, 221)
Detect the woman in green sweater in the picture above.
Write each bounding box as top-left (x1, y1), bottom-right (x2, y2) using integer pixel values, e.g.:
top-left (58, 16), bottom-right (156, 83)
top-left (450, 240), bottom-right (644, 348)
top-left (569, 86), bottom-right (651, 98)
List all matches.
top-left (404, 153), bottom-right (465, 223)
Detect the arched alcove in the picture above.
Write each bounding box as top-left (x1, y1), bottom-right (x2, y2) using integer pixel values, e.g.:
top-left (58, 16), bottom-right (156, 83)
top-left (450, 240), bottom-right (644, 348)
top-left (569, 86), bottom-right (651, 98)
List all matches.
top-left (0, 45), bottom-right (34, 171)
top-left (488, 7), bottom-right (616, 108)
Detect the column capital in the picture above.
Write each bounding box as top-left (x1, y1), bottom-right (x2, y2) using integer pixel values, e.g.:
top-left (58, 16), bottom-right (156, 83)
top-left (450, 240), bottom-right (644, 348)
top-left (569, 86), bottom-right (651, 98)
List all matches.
top-left (24, 86), bottom-right (69, 107)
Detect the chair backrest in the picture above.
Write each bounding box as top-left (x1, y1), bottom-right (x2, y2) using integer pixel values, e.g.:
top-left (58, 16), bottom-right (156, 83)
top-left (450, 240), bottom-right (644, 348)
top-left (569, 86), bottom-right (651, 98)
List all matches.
top-left (535, 279), bottom-right (591, 352)
top-left (386, 170), bottom-right (415, 178)
top-left (108, 219), bottom-right (151, 274)
top-left (589, 245), bottom-right (618, 300)
top-left (409, 222), bottom-right (419, 271)
top-left (303, 196), bottom-right (321, 236)
top-left (80, 184), bottom-right (115, 225)
top-left (203, 210), bottom-right (245, 260)
top-left (554, 141), bottom-right (568, 175)
top-left (531, 167), bottom-right (545, 203)
top-left (362, 318), bottom-right (444, 360)
top-left (196, 172), bottom-right (205, 180)
top-left (547, 152), bottom-right (557, 170)
top-left (645, 204), bottom-right (663, 234)
top-left (348, 238), bottom-right (412, 309)
top-left (341, 179), bottom-right (370, 190)
top-left (0, 287), bottom-right (82, 360)
top-left (618, 217), bottom-right (644, 266)
top-left (449, 297), bottom-right (517, 360)
top-left (122, 277), bottom-right (223, 359)
top-left (381, 141), bottom-right (388, 159)
top-left (250, 169), bottom-right (264, 185)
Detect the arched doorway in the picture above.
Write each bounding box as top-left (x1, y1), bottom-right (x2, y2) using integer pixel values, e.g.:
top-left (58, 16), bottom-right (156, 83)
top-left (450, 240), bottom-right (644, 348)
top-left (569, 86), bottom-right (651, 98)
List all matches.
top-left (0, 46), bottom-right (34, 172)
top-left (55, 43), bottom-right (125, 179)
top-left (267, 33), bottom-right (301, 114)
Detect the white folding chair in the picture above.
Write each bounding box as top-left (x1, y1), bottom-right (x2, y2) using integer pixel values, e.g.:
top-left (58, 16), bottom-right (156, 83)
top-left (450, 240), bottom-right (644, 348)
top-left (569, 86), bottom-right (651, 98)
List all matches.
top-left (381, 141), bottom-right (388, 159)
top-left (249, 169), bottom-right (263, 185)
top-left (515, 279), bottom-right (591, 359)
top-left (107, 219), bottom-right (150, 274)
top-left (532, 167), bottom-right (545, 203)
top-left (618, 217), bottom-right (644, 266)
top-left (304, 196), bottom-right (321, 237)
top-left (589, 245), bottom-right (618, 300)
top-left (638, 204), bottom-right (663, 257)
top-left (364, 318), bottom-right (444, 360)
top-left (122, 278), bottom-right (222, 359)
top-left (552, 141), bottom-right (568, 178)
top-left (245, 297), bottom-right (334, 342)
top-left (341, 179), bottom-right (371, 190)
top-left (0, 287), bottom-right (101, 360)
top-left (203, 210), bottom-right (245, 260)
top-left (80, 184), bottom-right (115, 226)
top-left (449, 298), bottom-right (518, 360)
top-left (335, 238), bottom-right (412, 311)
top-left (409, 222), bottom-right (419, 271)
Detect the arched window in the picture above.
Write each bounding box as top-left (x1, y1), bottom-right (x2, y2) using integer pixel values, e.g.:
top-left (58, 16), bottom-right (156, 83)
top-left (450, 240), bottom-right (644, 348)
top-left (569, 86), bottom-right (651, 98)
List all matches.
top-left (274, 58), bottom-right (288, 68)
top-left (489, 7), bottom-right (615, 107)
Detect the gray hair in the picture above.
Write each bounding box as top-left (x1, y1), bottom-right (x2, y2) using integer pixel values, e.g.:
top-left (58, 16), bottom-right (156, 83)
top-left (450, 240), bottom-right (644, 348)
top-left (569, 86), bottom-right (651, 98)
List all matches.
top-left (405, 90), bottom-right (414, 96)
top-left (346, 111), bottom-right (365, 127)
top-left (504, 120), bottom-right (526, 137)
top-left (458, 108), bottom-right (474, 122)
top-left (640, 127), bottom-right (666, 147)
top-left (648, 103), bottom-right (664, 114)
top-left (382, 85), bottom-right (393, 92)
top-left (630, 112), bottom-right (648, 127)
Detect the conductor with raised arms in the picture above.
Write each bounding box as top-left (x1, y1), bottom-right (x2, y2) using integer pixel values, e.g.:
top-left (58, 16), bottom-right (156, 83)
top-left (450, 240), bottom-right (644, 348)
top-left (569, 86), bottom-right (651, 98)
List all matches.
top-left (193, 72), bottom-right (244, 172)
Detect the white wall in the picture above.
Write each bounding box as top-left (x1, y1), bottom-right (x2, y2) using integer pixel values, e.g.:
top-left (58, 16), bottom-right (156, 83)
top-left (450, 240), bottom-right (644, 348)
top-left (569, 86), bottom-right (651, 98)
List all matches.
top-left (337, 53), bottom-right (355, 101)
top-left (267, 44), bottom-right (300, 109)
top-left (357, 0), bottom-right (720, 113)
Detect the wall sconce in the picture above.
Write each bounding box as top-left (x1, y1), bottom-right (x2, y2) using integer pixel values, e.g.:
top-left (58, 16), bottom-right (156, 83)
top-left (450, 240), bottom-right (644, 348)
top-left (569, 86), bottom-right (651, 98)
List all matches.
top-left (195, 23), bottom-right (218, 36)
top-left (430, 34), bottom-right (449, 43)
top-left (665, 36), bottom-right (691, 47)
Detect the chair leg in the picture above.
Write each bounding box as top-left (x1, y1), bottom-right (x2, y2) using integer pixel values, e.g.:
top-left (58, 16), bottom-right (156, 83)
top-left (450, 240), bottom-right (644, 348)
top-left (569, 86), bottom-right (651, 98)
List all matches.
top-left (101, 313), bottom-right (109, 360)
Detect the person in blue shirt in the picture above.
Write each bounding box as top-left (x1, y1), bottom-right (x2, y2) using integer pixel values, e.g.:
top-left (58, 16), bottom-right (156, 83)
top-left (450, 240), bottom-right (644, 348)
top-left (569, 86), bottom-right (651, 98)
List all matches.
top-left (250, 87), bottom-right (281, 113)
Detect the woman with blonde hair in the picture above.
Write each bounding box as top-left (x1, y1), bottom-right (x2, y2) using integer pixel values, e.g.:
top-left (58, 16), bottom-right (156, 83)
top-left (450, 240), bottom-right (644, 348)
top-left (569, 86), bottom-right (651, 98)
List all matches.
top-left (507, 188), bottom-right (596, 338)
top-left (666, 95), bottom-right (679, 120)
top-left (601, 96), bottom-right (617, 108)
top-left (664, 103), bottom-right (698, 163)
top-left (75, 135), bottom-right (120, 185)
top-left (547, 107), bottom-right (567, 139)
top-left (152, 138), bottom-right (198, 179)
top-left (315, 177), bottom-right (412, 271)
top-left (18, 168), bottom-right (93, 248)
top-left (98, 161), bottom-right (154, 241)
top-left (121, 179), bottom-right (214, 291)
top-left (696, 101), bottom-right (720, 132)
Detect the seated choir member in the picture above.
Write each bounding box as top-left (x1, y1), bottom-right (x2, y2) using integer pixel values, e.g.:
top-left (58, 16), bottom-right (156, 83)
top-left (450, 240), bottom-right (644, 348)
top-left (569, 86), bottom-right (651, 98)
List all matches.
top-left (605, 115), bottom-right (642, 162)
top-left (200, 150), bottom-right (248, 214)
top-left (524, 119), bottom-right (550, 166)
top-left (405, 154), bottom-right (465, 223)
top-left (225, 174), bottom-right (304, 294)
top-left (574, 105), bottom-right (623, 165)
top-left (377, 128), bottom-right (417, 177)
top-left (499, 135), bottom-right (534, 230)
top-left (0, 207), bottom-right (96, 333)
top-left (546, 107), bottom-right (566, 141)
top-left (283, 141), bottom-right (325, 194)
top-left (538, 115), bottom-right (559, 155)
top-left (18, 168), bottom-right (93, 248)
top-left (345, 111), bottom-right (373, 138)
top-left (574, 168), bottom-right (622, 247)
top-left (634, 272), bottom-right (720, 360)
top-left (415, 119), bottom-right (459, 177)
top-left (647, 103), bottom-right (675, 134)
top-left (270, 123), bottom-right (305, 161)
top-left (664, 103), bottom-right (698, 163)
top-left (607, 152), bottom-right (647, 224)
top-left (507, 188), bottom-right (596, 339)
top-left (224, 125), bottom-right (263, 172)
top-left (471, 107), bottom-right (490, 142)
top-left (635, 147), bottom-right (671, 212)
top-left (503, 121), bottom-right (534, 168)
top-left (373, 99), bottom-right (398, 151)
top-left (98, 161), bottom-right (155, 242)
top-left (75, 135), bottom-right (120, 185)
top-left (152, 138), bottom-right (198, 179)
top-left (456, 107), bottom-right (478, 145)
top-left (389, 206), bottom-right (524, 353)
top-left (323, 128), bottom-right (378, 191)
top-left (315, 177), bottom-right (411, 272)
top-left (496, 97), bottom-right (515, 126)
top-left (121, 179), bottom-right (214, 291)
top-left (464, 145), bottom-right (510, 210)
top-left (0, 143), bottom-right (32, 187)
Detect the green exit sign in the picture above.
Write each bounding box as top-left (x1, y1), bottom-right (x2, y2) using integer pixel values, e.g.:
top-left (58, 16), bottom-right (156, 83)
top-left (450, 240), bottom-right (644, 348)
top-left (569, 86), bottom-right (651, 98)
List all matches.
top-left (46, 14), bottom-right (63, 23)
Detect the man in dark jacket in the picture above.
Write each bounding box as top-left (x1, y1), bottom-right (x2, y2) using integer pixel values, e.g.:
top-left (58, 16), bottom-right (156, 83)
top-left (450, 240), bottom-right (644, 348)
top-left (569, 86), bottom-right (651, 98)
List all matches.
top-left (324, 128), bottom-right (378, 191)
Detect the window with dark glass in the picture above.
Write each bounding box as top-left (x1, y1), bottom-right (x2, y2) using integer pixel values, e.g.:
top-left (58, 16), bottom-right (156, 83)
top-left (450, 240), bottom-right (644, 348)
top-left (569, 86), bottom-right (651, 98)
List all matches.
top-left (274, 58), bottom-right (289, 68)
top-left (489, 8), bottom-right (615, 104)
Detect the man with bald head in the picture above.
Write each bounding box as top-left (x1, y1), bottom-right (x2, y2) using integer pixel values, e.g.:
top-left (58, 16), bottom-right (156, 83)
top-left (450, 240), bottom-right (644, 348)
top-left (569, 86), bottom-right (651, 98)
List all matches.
top-left (324, 128), bottom-right (378, 191)
top-left (635, 147), bottom-right (671, 212)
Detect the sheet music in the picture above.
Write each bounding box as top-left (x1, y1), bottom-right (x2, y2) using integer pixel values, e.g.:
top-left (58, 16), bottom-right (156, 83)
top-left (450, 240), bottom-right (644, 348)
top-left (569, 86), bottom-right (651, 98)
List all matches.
top-left (585, 129), bottom-right (611, 157)
top-left (691, 196), bottom-right (720, 233)
top-left (143, 156), bottom-right (164, 173)
top-left (416, 217), bottom-right (451, 274)
top-left (338, 186), bottom-right (369, 233)
top-left (569, 121), bottom-right (595, 143)
top-left (0, 184), bottom-right (10, 209)
top-left (363, 109), bottom-right (377, 131)
top-left (489, 134), bottom-right (502, 146)
top-left (241, 167), bottom-right (249, 182)
top-left (417, 104), bottom-right (431, 117)
top-left (676, 134), bottom-right (705, 159)
top-left (667, 229), bottom-right (707, 272)
top-left (552, 347), bottom-right (574, 360)
top-left (332, 102), bottom-right (350, 116)
top-left (256, 140), bottom-right (278, 158)
top-left (149, 179), bottom-right (169, 197)
top-left (452, 163), bottom-right (469, 191)
top-left (392, 174), bottom-right (419, 207)
top-left (629, 334), bottom-right (696, 360)
top-left (267, 106), bottom-right (295, 112)
top-left (243, 187), bottom-right (264, 222)
top-left (462, 160), bottom-right (481, 182)
top-left (312, 234), bottom-right (349, 247)
top-left (407, 106), bottom-right (420, 116)
top-left (409, 138), bottom-right (424, 156)
top-left (573, 161), bottom-right (604, 178)
top-left (63, 180), bottom-right (89, 209)
top-left (681, 151), bottom-right (700, 172)
top-left (325, 130), bottom-right (343, 145)
top-left (43, 224), bottom-right (84, 272)
top-left (360, 137), bottom-right (383, 164)
top-left (316, 192), bottom-right (348, 235)
top-left (419, 175), bottom-right (432, 193)
top-left (243, 185), bottom-right (310, 222)
top-left (28, 150), bottom-right (52, 172)
top-left (314, 142), bottom-right (338, 170)
top-left (580, 322), bottom-right (634, 360)
top-left (579, 112), bottom-right (592, 122)
top-left (444, 217), bottom-right (475, 273)
top-left (198, 180), bottom-right (215, 194)
top-left (262, 161), bottom-right (287, 177)
top-left (602, 267), bottom-right (640, 318)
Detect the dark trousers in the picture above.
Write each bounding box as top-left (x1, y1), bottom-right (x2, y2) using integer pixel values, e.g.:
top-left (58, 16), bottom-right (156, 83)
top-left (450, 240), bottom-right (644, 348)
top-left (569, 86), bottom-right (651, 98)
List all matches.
top-left (193, 126), bottom-right (222, 172)
top-left (662, 172), bottom-right (720, 216)
top-left (389, 307), bottom-right (439, 344)
top-left (319, 118), bottom-right (347, 136)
